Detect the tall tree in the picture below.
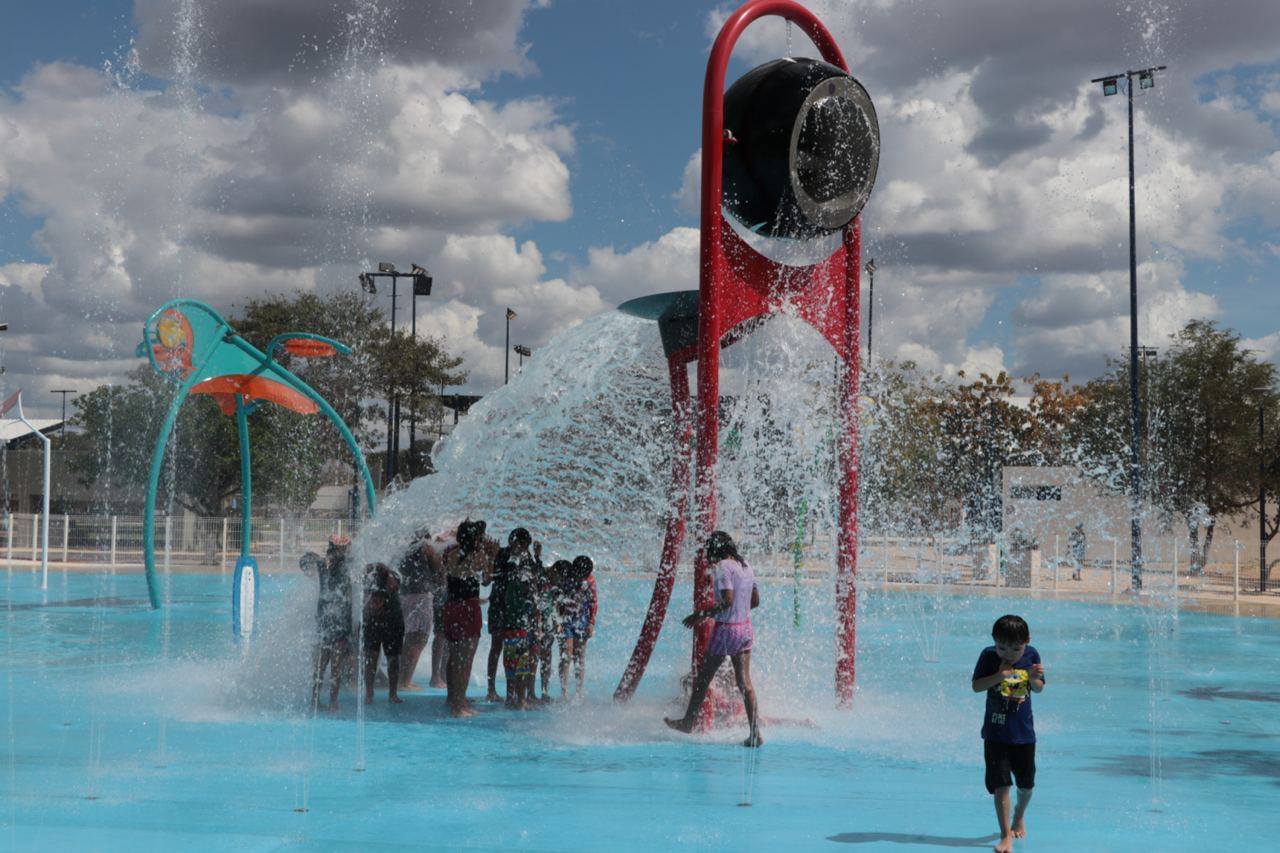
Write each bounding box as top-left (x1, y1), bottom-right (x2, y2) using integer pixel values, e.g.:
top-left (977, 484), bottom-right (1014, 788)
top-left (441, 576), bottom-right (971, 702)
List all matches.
top-left (1076, 321), bottom-right (1279, 573)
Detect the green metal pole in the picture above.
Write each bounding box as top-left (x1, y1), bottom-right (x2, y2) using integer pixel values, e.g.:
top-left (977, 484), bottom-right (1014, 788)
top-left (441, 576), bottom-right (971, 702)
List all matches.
top-left (793, 496), bottom-right (808, 628)
top-left (235, 394), bottom-right (252, 558)
top-left (142, 379), bottom-right (197, 610)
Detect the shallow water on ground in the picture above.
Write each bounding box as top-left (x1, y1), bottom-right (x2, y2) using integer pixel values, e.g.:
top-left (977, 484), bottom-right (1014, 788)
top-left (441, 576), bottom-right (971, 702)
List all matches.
top-left (2, 568), bottom-right (1278, 851)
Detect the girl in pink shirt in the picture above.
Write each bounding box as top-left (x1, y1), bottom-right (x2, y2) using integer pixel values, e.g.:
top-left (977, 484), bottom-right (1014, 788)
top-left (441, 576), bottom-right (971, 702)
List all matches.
top-left (665, 531), bottom-right (762, 747)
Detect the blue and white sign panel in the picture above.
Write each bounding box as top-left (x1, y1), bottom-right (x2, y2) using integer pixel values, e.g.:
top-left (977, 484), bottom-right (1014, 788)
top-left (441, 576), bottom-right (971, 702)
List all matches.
top-left (232, 555), bottom-right (259, 638)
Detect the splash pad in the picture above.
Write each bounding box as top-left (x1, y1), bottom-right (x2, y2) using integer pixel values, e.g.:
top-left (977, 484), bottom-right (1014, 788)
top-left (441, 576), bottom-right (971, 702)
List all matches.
top-left (3, 1), bottom-right (1277, 850)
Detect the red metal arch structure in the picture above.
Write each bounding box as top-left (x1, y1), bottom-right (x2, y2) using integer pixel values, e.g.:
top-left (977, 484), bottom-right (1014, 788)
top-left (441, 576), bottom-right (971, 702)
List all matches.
top-left (615, 0), bottom-right (864, 707)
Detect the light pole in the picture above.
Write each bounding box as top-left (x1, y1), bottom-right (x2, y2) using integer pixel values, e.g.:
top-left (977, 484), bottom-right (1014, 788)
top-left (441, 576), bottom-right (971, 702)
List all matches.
top-left (504, 308), bottom-right (517, 384)
top-left (407, 264), bottom-right (431, 479)
top-left (513, 344), bottom-right (531, 371)
top-left (358, 263), bottom-right (432, 485)
top-left (50, 389), bottom-right (76, 448)
top-left (1256, 386), bottom-right (1272, 592)
top-left (1091, 63), bottom-right (1166, 591)
top-left (864, 258), bottom-right (876, 364)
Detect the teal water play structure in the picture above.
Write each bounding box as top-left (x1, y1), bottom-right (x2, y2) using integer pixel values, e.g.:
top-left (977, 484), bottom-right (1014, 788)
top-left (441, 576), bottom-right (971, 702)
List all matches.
top-left (138, 299), bottom-right (376, 634)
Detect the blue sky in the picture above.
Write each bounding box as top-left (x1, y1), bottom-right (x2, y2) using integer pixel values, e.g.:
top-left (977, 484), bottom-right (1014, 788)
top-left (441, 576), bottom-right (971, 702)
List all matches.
top-left (2, 0), bottom-right (1280, 414)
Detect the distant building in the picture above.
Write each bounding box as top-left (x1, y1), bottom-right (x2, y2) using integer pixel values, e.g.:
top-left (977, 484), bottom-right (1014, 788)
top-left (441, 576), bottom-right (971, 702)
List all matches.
top-left (1002, 466), bottom-right (1253, 569)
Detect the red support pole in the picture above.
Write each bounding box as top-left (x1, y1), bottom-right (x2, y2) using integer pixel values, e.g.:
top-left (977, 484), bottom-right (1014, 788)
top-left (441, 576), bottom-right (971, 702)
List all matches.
top-left (835, 221), bottom-right (862, 705)
top-left (614, 358), bottom-right (693, 701)
top-left (614, 0), bottom-right (865, 709)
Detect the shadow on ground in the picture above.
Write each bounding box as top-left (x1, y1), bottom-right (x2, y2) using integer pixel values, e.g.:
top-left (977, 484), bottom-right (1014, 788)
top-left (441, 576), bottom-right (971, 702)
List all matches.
top-left (827, 832), bottom-right (1001, 847)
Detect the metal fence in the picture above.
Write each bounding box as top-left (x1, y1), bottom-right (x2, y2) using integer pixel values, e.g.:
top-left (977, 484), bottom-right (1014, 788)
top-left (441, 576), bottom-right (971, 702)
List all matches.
top-left (1, 512), bottom-right (358, 574)
top-left (1, 511), bottom-right (1268, 600)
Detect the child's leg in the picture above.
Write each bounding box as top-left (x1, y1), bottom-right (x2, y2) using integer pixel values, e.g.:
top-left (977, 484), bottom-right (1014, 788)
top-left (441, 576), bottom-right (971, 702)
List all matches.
top-left (558, 637), bottom-right (573, 697)
top-left (430, 632), bottom-right (448, 688)
top-left (665, 654), bottom-right (725, 732)
top-left (386, 652), bottom-right (402, 703)
top-left (400, 632), bottom-right (426, 688)
top-left (1009, 743), bottom-right (1035, 837)
top-left (992, 787), bottom-right (1013, 852)
top-left (502, 636), bottom-right (518, 708)
top-left (311, 647), bottom-right (328, 709)
top-left (1011, 788), bottom-right (1032, 838)
top-left (329, 643), bottom-right (346, 707)
top-left (573, 637), bottom-right (588, 696)
top-left (364, 645), bottom-right (379, 701)
top-left (538, 643), bottom-right (552, 698)
top-left (730, 651), bottom-right (762, 747)
top-left (486, 635), bottom-right (503, 701)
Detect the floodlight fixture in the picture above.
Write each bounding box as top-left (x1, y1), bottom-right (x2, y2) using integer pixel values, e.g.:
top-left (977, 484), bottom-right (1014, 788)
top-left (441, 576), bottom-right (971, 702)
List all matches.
top-left (411, 264), bottom-right (433, 296)
top-left (378, 262), bottom-right (396, 273)
top-left (513, 344), bottom-right (532, 357)
top-left (358, 272), bottom-right (376, 295)
top-left (1138, 71), bottom-right (1154, 89)
top-left (0, 323), bottom-right (8, 331)
top-left (1101, 77), bottom-right (1119, 96)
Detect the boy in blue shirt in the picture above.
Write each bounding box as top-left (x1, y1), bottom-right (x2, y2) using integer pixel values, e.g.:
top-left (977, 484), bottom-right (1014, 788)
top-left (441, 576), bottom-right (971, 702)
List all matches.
top-left (971, 614), bottom-right (1045, 853)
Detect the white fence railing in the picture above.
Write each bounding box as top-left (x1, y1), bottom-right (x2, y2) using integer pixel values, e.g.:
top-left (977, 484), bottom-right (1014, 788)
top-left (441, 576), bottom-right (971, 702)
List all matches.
top-left (1, 512), bottom-right (358, 574)
top-left (1, 512), bottom-right (1267, 597)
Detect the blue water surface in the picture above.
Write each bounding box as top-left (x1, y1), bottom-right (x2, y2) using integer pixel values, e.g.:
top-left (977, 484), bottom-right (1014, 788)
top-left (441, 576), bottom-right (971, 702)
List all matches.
top-left (2, 567), bottom-right (1278, 851)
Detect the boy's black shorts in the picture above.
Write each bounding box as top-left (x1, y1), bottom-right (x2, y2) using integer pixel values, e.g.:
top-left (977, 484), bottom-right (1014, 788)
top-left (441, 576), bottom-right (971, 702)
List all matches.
top-left (983, 740), bottom-right (1035, 793)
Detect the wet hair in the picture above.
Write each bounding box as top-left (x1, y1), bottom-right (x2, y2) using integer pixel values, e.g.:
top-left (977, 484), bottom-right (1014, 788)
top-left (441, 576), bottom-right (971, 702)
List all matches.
top-left (551, 559), bottom-right (573, 581)
top-left (509, 527), bottom-right (532, 548)
top-left (704, 531), bottom-right (743, 564)
top-left (572, 555), bottom-right (594, 580)
top-left (364, 562), bottom-right (396, 591)
top-left (992, 614), bottom-right (1030, 644)
top-left (456, 519), bottom-right (486, 555)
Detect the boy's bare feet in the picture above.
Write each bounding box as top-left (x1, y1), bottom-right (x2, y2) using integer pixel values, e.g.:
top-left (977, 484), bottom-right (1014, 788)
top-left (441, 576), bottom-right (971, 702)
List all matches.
top-left (486, 690), bottom-right (502, 702)
top-left (1011, 818), bottom-right (1026, 838)
top-left (389, 694), bottom-right (404, 704)
top-left (402, 681), bottom-right (423, 692)
top-left (664, 717), bottom-right (694, 734)
top-left (428, 678), bottom-right (446, 689)
top-left (993, 835), bottom-right (1013, 853)
top-left (743, 731), bottom-right (764, 747)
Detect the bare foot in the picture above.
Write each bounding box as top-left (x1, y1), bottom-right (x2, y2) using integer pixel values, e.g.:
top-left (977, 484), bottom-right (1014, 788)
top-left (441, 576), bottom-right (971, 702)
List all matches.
top-left (1011, 818), bottom-right (1026, 839)
top-left (743, 731), bottom-right (764, 747)
top-left (664, 717), bottom-right (694, 734)
top-left (402, 682), bottom-right (423, 692)
top-left (459, 706), bottom-right (480, 717)
top-left (486, 690), bottom-right (502, 703)
top-left (993, 835), bottom-right (1013, 853)
top-left (428, 678), bottom-right (446, 689)
top-left (388, 694), bottom-right (404, 704)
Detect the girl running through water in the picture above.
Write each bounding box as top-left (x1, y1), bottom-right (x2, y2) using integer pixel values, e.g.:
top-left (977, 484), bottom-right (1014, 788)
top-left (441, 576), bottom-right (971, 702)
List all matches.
top-left (665, 531), bottom-right (763, 747)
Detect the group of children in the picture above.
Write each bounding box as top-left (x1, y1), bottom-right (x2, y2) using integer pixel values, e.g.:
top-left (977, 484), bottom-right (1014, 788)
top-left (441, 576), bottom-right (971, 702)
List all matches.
top-left (485, 526), bottom-right (599, 710)
top-left (305, 520), bottom-right (598, 716)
